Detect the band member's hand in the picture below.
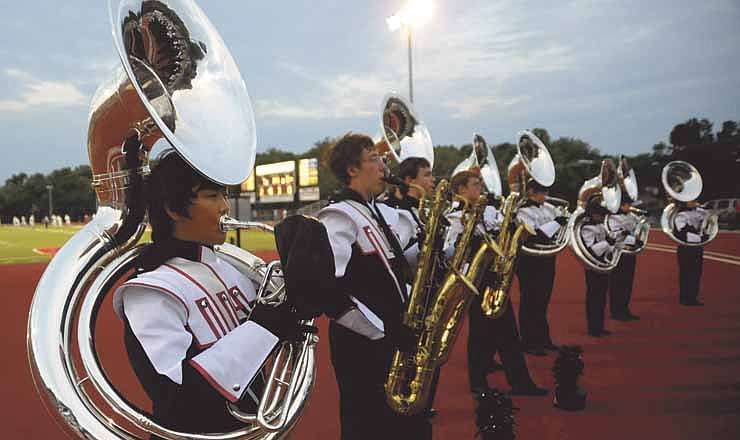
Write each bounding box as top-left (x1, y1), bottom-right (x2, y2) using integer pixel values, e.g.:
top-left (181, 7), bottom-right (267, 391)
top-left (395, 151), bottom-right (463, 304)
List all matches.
top-left (554, 216), bottom-right (568, 226)
top-left (386, 323), bottom-right (418, 353)
top-left (250, 303), bottom-right (317, 342)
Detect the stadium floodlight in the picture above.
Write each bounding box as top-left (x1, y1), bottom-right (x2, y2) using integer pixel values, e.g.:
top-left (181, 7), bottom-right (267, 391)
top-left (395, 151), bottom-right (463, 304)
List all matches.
top-left (386, 0), bottom-right (434, 103)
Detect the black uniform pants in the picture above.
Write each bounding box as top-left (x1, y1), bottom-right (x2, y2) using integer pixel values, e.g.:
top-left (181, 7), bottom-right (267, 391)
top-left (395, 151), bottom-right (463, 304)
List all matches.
top-left (608, 254), bottom-right (637, 316)
top-left (585, 269), bottom-right (610, 335)
top-left (517, 255), bottom-right (557, 349)
top-left (329, 322), bottom-right (431, 440)
top-left (677, 245), bottom-right (704, 303)
top-left (467, 296), bottom-right (535, 391)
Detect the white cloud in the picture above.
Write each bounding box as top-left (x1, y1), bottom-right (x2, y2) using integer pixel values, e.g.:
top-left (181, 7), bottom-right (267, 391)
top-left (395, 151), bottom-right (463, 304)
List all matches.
top-left (443, 94), bottom-right (531, 119)
top-left (255, 68), bottom-right (390, 120)
top-left (0, 68), bottom-right (87, 112)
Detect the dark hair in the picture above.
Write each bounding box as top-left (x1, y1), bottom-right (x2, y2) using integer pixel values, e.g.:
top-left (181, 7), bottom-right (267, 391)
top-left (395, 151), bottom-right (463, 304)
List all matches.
top-left (526, 178), bottom-right (550, 193)
top-left (398, 157), bottom-right (431, 181)
top-left (146, 152), bottom-right (224, 243)
top-left (329, 133), bottom-right (374, 185)
top-left (450, 170), bottom-right (480, 194)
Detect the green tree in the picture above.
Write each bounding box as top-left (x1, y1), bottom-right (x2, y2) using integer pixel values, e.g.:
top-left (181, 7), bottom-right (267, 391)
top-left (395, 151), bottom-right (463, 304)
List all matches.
top-left (717, 120), bottom-right (739, 141)
top-left (670, 117), bottom-right (714, 148)
top-left (255, 147), bottom-right (296, 166)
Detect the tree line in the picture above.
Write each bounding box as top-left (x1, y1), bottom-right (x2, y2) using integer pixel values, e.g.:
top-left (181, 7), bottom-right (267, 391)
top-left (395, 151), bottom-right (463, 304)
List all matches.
top-left (1, 117), bottom-right (737, 223)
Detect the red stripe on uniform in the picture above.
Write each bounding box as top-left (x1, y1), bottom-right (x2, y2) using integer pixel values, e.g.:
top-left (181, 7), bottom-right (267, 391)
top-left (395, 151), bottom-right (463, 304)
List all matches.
top-left (164, 263), bottom-right (231, 334)
top-left (188, 358), bottom-right (240, 403)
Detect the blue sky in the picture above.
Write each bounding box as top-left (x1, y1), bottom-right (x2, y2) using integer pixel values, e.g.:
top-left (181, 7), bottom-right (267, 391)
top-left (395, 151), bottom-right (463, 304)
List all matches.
top-left (1, 0), bottom-right (738, 181)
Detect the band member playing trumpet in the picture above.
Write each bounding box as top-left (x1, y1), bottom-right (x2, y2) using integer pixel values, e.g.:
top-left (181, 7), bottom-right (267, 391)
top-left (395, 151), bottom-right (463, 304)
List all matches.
top-left (446, 170), bottom-right (547, 397)
top-left (317, 133), bottom-right (431, 439)
top-left (580, 197), bottom-right (618, 337)
top-left (516, 179), bottom-right (568, 355)
top-left (607, 194), bottom-right (643, 320)
top-left (113, 153), bottom-right (314, 437)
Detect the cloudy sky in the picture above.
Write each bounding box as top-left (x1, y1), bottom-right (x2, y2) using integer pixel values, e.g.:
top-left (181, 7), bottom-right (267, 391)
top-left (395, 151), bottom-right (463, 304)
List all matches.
top-left (0, 0), bottom-right (738, 181)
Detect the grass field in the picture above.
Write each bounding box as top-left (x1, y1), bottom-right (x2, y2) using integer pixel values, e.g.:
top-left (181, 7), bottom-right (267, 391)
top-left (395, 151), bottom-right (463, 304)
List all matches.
top-left (0, 225), bottom-right (276, 265)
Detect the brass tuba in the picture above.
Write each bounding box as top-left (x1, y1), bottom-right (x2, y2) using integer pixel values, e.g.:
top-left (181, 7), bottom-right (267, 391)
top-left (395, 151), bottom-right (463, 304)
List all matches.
top-left (385, 182), bottom-right (485, 415)
top-left (568, 159), bottom-right (624, 273)
top-left (609, 156), bottom-right (650, 254)
top-left (660, 160), bottom-right (718, 247)
top-left (27, 1), bottom-right (314, 439)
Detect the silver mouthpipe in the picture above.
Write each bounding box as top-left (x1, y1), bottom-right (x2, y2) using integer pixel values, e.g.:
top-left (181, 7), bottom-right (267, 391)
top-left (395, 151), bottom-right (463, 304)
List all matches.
top-left (219, 215), bottom-right (275, 233)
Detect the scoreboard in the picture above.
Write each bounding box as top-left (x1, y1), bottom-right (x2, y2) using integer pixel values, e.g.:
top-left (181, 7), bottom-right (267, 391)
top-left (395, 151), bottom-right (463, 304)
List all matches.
top-left (240, 157), bottom-right (320, 204)
top-left (255, 160), bottom-right (295, 203)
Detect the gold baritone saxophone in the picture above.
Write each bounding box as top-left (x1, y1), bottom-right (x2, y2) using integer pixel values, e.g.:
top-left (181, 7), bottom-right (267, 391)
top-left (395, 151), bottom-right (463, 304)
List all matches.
top-left (479, 192), bottom-right (535, 318)
top-left (385, 183), bottom-right (485, 415)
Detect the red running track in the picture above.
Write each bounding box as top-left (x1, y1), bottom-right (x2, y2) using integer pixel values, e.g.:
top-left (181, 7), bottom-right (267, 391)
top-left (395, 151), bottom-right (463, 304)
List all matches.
top-left (3, 231), bottom-right (739, 439)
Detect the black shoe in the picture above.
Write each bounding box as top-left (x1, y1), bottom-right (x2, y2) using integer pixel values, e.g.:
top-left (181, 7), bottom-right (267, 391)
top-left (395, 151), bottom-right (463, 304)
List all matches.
top-left (601, 329), bottom-right (613, 336)
top-left (626, 312), bottom-right (640, 320)
top-left (611, 314), bottom-right (631, 321)
top-left (588, 329), bottom-right (612, 337)
top-left (510, 385), bottom-right (548, 396)
top-left (544, 342), bottom-right (559, 351)
top-left (680, 300), bottom-right (704, 306)
top-left (524, 347), bottom-right (547, 356)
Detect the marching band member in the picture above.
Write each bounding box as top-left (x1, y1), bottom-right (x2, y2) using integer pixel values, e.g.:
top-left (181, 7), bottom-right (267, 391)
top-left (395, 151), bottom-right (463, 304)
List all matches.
top-left (385, 157), bottom-right (435, 227)
top-left (446, 170), bottom-right (547, 397)
top-left (607, 195), bottom-right (643, 320)
top-left (515, 179), bottom-right (568, 355)
top-left (674, 200), bottom-right (709, 306)
top-left (317, 133), bottom-right (431, 439)
top-left (580, 197), bottom-right (618, 337)
top-left (113, 152), bottom-right (314, 437)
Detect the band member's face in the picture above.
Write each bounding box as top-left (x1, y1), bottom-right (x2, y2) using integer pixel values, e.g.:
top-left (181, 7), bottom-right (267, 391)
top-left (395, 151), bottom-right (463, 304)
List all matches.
top-left (620, 202), bottom-right (631, 212)
top-left (409, 166), bottom-right (435, 196)
top-left (348, 148), bottom-right (386, 196)
top-left (527, 188), bottom-right (547, 203)
top-left (687, 200), bottom-right (699, 208)
top-left (459, 177), bottom-right (482, 203)
top-left (170, 187), bottom-right (230, 245)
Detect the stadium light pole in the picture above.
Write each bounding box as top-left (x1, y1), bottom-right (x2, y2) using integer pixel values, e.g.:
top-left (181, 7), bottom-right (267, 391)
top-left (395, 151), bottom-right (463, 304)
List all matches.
top-left (46, 184), bottom-right (53, 217)
top-left (387, 0), bottom-right (434, 104)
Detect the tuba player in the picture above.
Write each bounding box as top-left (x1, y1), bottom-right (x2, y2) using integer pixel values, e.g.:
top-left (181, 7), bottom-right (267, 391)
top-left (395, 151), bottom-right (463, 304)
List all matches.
top-left (113, 152), bottom-right (314, 437)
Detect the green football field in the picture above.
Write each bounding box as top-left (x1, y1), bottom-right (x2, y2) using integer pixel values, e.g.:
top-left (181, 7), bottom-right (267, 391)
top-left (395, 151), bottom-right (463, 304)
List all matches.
top-left (0, 225), bottom-right (276, 265)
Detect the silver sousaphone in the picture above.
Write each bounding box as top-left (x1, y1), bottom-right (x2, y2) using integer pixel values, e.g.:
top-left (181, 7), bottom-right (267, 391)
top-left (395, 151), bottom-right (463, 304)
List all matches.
top-left (609, 156), bottom-right (649, 255)
top-left (27, 1), bottom-right (314, 439)
top-left (375, 92), bottom-right (434, 167)
top-left (569, 159), bottom-right (623, 273)
top-left (660, 160), bottom-right (718, 247)
top-left (508, 130), bottom-right (571, 257)
top-left (452, 134), bottom-right (502, 197)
